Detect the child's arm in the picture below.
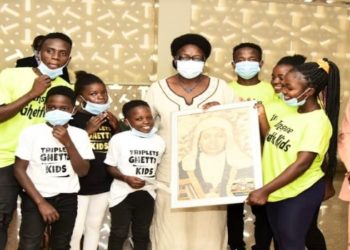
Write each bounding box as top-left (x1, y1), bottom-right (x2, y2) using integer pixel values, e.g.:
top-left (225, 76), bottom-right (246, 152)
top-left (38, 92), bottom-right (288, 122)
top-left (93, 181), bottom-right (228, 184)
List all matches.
top-left (256, 102), bottom-right (270, 139)
top-left (14, 157), bottom-right (60, 223)
top-left (0, 75), bottom-right (51, 122)
top-left (106, 165), bottom-right (145, 189)
top-left (246, 151), bottom-right (317, 205)
top-left (52, 126), bottom-right (90, 177)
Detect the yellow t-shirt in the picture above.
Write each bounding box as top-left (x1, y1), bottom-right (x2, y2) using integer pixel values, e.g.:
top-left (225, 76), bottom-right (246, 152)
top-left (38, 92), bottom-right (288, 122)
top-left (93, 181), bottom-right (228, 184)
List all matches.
top-left (262, 109), bottom-right (331, 202)
top-left (0, 67), bottom-right (72, 168)
top-left (264, 96), bottom-right (297, 127)
top-left (228, 80), bottom-right (275, 104)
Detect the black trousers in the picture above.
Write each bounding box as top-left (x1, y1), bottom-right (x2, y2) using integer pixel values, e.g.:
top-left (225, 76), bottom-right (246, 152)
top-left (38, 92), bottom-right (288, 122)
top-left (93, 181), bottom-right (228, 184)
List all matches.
top-left (0, 165), bottom-right (19, 250)
top-left (18, 192), bottom-right (77, 250)
top-left (108, 191), bottom-right (154, 250)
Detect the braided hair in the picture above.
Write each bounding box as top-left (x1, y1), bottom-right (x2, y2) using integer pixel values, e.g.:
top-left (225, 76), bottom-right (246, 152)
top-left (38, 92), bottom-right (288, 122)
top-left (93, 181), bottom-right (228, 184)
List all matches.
top-left (293, 59), bottom-right (340, 178)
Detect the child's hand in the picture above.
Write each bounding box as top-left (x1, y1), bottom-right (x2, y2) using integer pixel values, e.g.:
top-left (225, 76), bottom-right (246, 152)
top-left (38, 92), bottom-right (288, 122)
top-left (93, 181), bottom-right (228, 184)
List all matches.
top-left (86, 113), bottom-right (107, 134)
top-left (52, 125), bottom-right (72, 148)
top-left (245, 188), bottom-right (268, 206)
top-left (37, 200), bottom-right (60, 224)
top-left (254, 101), bottom-right (266, 116)
top-left (105, 111), bottom-right (120, 132)
top-left (29, 75), bottom-right (51, 98)
top-left (124, 175), bottom-right (146, 189)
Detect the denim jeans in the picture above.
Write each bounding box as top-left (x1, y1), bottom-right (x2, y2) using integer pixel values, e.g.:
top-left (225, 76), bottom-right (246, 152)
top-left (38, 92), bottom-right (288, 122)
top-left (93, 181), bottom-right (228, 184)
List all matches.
top-left (0, 165), bottom-right (19, 250)
top-left (108, 191), bottom-right (154, 250)
top-left (19, 192), bottom-right (77, 250)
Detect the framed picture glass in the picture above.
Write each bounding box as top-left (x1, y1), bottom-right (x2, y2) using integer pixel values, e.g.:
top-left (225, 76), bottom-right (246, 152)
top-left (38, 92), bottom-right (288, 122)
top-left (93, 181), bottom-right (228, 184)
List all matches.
top-left (170, 101), bottom-right (262, 208)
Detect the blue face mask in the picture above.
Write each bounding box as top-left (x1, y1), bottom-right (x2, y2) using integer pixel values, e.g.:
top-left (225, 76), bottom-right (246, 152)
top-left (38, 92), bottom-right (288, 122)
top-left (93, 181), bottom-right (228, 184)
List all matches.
top-left (45, 109), bottom-right (73, 126)
top-left (130, 126), bottom-right (158, 138)
top-left (37, 61), bottom-right (65, 79)
top-left (126, 120), bottom-right (157, 138)
top-left (280, 88), bottom-right (310, 107)
top-left (81, 96), bottom-right (112, 115)
top-left (234, 61), bottom-right (260, 80)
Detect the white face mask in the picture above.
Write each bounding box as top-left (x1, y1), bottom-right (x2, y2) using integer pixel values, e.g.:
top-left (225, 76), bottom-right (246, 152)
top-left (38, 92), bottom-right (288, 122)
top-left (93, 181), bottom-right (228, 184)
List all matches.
top-left (234, 61), bottom-right (260, 80)
top-left (45, 109), bottom-right (73, 126)
top-left (176, 60), bottom-right (204, 79)
top-left (81, 96), bottom-right (112, 115)
top-left (280, 88), bottom-right (311, 107)
top-left (37, 61), bottom-right (65, 79)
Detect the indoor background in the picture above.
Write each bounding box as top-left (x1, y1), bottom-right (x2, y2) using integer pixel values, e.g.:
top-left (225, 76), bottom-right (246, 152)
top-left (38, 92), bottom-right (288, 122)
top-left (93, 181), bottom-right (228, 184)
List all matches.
top-left (1, 0), bottom-right (349, 249)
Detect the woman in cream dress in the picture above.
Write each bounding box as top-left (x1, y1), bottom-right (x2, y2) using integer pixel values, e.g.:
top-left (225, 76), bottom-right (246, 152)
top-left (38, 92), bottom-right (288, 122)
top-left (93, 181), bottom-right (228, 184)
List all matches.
top-left (145, 33), bottom-right (235, 250)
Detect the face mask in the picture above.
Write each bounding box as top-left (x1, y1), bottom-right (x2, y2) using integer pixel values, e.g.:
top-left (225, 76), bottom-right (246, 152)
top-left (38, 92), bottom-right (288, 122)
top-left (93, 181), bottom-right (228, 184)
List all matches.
top-left (280, 88), bottom-right (310, 107)
top-left (234, 61), bottom-right (260, 80)
top-left (45, 109), bottom-right (73, 126)
top-left (37, 61), bottom-right (65, 79)
top-left (81, 96), bottom-right (112, 115)
top-left (176, 60), bottom-right (204, 79)
top-left (126, 120), bottom-right (157, 138)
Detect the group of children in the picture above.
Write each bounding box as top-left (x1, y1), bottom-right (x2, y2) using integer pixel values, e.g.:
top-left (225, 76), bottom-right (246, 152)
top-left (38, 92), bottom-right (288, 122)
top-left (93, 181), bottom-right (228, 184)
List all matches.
top-left (0, 32), bottom-right (165, 250)
top-left (0, 31), bottom-right (348, 250)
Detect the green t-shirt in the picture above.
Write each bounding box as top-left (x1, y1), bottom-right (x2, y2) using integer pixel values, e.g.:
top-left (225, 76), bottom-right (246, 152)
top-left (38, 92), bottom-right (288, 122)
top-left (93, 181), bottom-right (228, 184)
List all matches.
top-left (228, 80), bottom-right (275, 104)
top-left (262, 109), bottom-right (331, 202)
top-left (0, 67), bottom-right (72, 168)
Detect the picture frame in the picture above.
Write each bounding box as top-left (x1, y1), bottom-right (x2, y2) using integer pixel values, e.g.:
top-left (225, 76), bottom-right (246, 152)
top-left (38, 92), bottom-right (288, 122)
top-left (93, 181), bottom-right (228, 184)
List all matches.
top-left (170, 101), bottom-right (262, 208)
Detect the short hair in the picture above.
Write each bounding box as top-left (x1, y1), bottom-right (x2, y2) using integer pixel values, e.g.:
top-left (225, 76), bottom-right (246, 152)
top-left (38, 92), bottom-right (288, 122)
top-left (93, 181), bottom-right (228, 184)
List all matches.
top-left (74, 71), bottom-right (105, 95)
top-left (233, 42), bottom-right (262, 60)
top-left (32, 35), bottom-right (45, 51)
top-left (122, 100), bottom-right (150, 119)
top-left (171, 33), bottom-right (211, 59)
top-left (45, 86), bottom-right (76, 106)
top-left (276, 54), bottom-right (306, 66)
top-left (39, 32), bottom-right (73, 51)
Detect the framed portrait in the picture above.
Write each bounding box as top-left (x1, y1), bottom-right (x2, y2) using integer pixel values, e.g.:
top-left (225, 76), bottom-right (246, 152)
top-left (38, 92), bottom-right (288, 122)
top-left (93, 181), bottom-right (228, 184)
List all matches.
top-left (170, 101), bottom-right (262, 208)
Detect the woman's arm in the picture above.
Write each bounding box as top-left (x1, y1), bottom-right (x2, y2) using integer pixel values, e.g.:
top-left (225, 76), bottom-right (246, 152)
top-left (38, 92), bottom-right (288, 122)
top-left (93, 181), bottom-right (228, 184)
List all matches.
top-left (14, 157), bottom-right (59, 223)
top-left (247, 151), bottom-right (317, 205)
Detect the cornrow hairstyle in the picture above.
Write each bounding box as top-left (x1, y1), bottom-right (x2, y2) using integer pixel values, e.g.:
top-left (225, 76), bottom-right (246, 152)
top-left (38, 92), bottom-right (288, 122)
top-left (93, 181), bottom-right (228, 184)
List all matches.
top-left (46, 86), bottom-right (76, 106)
top-left (74, 71), bottom-right (105, 96)
top-left (276, 54), bottom-right (306, 66)
top-left (39, 32), bottom-right (73, 51)
top-left (232, 42), bottom-right (263, 61)
top-left (122, 100), bottom-right (150, 119)
top-left (293, 58), bottom-right (340, 178)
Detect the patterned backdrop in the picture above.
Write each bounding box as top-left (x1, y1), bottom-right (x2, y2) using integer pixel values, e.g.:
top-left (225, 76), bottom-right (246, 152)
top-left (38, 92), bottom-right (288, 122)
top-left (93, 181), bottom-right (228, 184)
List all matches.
top-left (0, 0), bottom-right (157, 84)
top-left (1, 1), bottom-right (350, 249)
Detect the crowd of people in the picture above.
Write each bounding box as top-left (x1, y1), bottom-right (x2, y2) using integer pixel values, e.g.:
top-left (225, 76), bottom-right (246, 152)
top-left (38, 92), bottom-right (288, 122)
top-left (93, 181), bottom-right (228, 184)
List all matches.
top-left (0, 31), bottom-right (348, 250)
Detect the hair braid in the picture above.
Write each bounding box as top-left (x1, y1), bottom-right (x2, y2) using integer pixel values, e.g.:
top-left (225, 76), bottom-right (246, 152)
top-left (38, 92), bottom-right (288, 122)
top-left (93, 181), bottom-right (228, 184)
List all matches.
top-left (294, 59), bottom-right (340, 178)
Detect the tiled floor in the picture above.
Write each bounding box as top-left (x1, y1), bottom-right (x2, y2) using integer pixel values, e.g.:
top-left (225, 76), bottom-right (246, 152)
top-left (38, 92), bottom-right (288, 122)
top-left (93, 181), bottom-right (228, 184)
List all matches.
top-left (6, 168), bottom-right (348, 250)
